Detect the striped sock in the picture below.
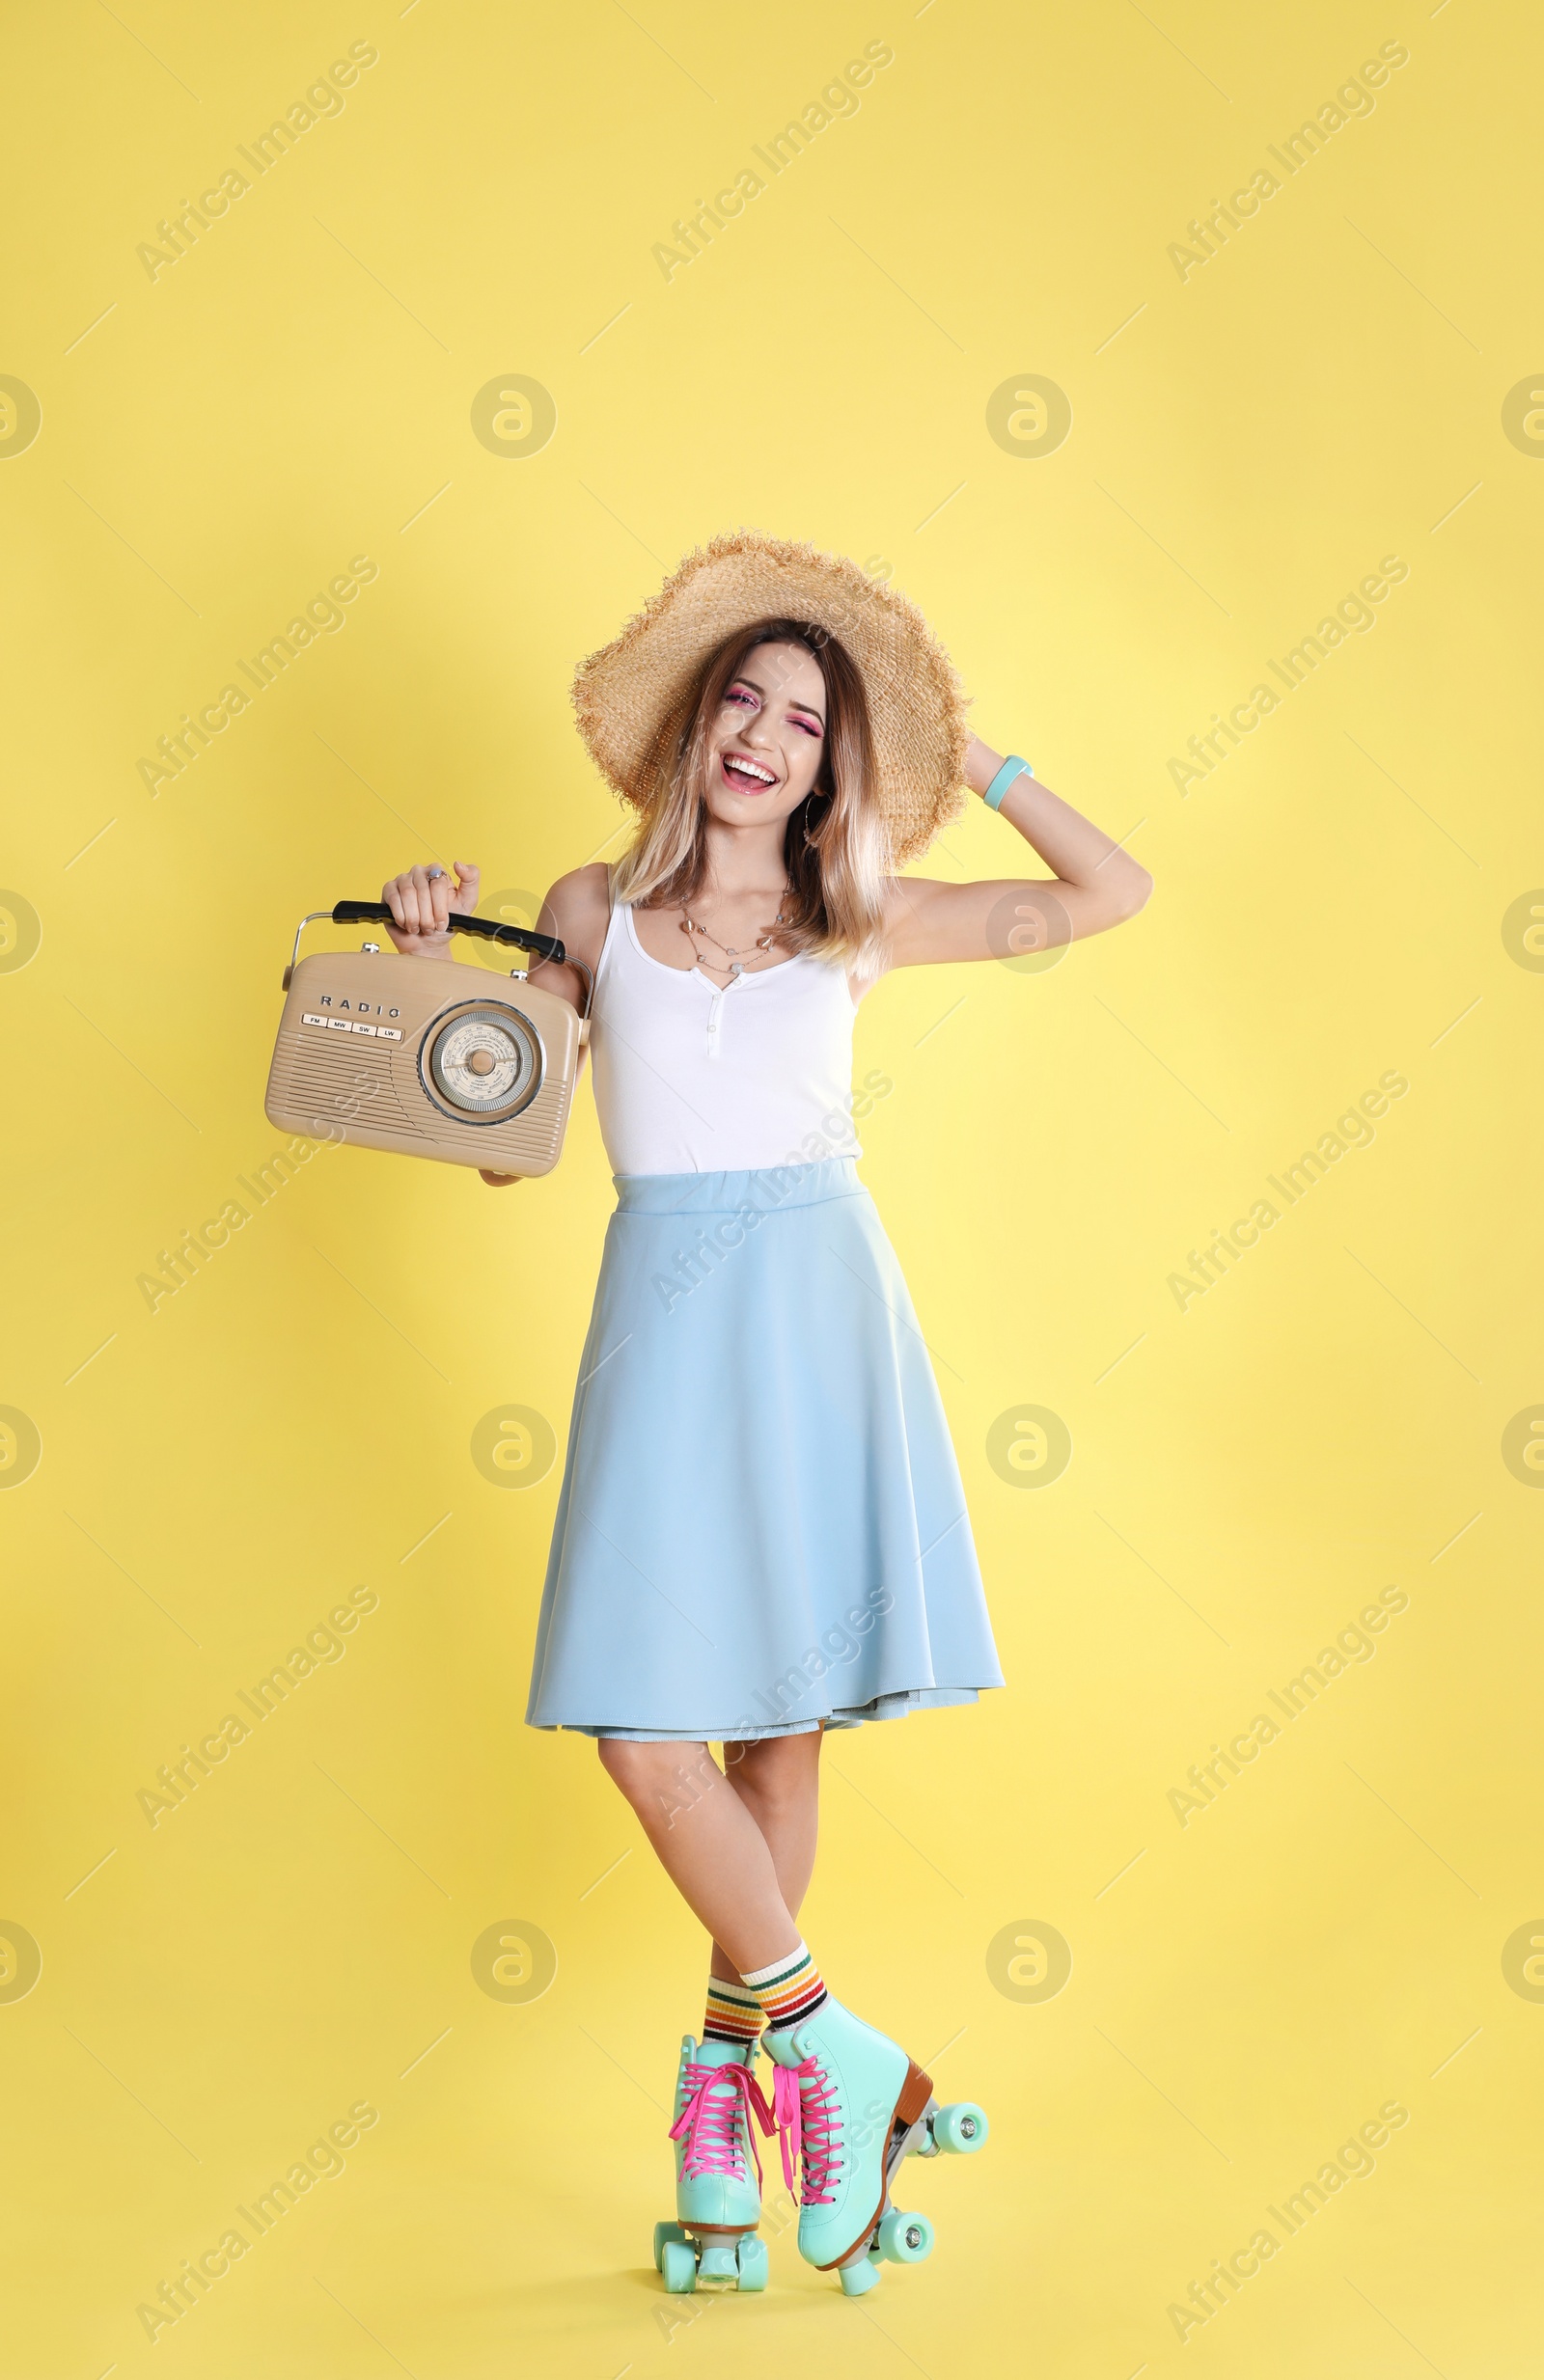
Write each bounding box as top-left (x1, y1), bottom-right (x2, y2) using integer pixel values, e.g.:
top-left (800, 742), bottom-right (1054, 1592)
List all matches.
top-left (741, 1939), bottom-right (828, 2033)
top-left (703, 1974), bottom-right (763, 2050)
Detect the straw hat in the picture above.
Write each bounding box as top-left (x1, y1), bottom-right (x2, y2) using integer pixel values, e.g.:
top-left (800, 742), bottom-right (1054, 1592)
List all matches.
top-left (570, 531), bottom-right (972, 868)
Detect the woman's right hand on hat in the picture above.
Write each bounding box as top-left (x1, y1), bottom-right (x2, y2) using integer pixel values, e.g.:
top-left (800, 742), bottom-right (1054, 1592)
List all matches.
top-left (380, 861), bottom-right (481, 954)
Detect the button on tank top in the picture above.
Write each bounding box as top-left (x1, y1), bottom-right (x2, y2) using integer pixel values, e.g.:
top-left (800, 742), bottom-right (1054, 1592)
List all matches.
top-left (587, 901), bottom-right (864, 1177)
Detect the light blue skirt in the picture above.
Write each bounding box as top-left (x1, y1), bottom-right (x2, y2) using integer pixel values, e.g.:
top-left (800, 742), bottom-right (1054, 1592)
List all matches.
top-left (524, 1157), bottom-right (1004, 1741)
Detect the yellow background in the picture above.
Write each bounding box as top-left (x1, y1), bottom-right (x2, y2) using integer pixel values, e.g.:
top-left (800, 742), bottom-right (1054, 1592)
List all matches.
top-left (3, 1), bottom-right (1540, 2372)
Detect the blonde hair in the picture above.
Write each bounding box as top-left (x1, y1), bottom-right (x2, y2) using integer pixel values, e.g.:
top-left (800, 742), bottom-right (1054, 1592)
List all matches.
top-left (608, 617), bottom-right (893, 971)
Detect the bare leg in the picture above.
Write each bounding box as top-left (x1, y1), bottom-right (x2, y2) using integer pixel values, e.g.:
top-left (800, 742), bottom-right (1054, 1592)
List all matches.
top-left (709, 1732), bottom-right (823, 1983)
top-left (596, 1732), bottom-right (822, 1977)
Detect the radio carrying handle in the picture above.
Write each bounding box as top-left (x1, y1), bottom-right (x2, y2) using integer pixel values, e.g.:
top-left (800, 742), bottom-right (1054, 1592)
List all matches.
top-left (284, 901), bottom-right (594, 1022)
top-left (333, 898), bottom-right (566, 962)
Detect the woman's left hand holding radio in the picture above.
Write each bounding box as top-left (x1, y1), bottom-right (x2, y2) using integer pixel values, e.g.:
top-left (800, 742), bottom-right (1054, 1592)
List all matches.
top-left (380, 860), bottom-right (482, 954)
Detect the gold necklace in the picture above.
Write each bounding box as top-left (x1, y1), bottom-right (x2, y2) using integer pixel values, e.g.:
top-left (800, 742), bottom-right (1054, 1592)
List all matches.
top-left (679, 887), bottom-right (791, 974)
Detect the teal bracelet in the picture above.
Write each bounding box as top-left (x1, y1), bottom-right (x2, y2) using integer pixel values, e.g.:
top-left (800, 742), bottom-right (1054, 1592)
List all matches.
top-left (983, 754), bottom-right (1034, 811)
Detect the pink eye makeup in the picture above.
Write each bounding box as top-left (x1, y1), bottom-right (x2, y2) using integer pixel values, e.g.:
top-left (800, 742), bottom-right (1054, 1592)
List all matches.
top-left (720, 679), bottom-right (824, 734)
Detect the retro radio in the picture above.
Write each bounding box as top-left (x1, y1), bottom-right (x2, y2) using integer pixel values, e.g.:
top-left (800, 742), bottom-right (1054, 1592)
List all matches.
top-left (263, 900), bottom-right (593, 1176)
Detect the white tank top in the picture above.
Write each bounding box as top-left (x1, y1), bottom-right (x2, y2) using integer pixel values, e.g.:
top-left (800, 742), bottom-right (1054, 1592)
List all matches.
top-left (587, 901), bottom-right (864, 1176)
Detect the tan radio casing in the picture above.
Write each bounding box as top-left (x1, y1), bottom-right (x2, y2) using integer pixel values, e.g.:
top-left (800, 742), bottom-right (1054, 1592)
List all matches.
top-left (264, 941), bottom-right (589, 1177)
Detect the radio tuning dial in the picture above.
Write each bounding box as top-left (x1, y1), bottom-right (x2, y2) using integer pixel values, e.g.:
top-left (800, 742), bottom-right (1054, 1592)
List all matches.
top-left (424, 1002), bottom-right (542, 1121)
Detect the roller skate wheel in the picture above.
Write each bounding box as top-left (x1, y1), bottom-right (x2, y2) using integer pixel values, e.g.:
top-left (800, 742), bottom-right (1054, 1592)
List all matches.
top-left (696, 2243), bottom-right (739, 2291)
top-left (877, 2206), bottom-right (935, 2264)
top-left (838, 2250), bottom-right (883, 2296)
top-left (661, 2238), bottom-right (698, 2293)
top-left (931, 2100), bottom-right (989, 2153)
top-left (736, 2234), bottom-right (769, 2291)
top-left (653, 2219), bottom-right (687, 2272)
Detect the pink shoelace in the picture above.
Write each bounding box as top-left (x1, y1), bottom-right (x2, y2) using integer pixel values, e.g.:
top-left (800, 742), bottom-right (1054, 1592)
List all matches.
top-left (670, 2059), bottom-right (775, 2185)
top-left (771, 2056), bottom-right (843, 2206)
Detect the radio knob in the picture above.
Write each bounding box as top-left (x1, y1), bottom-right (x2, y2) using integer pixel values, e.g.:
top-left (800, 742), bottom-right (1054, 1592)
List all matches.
top-left (425, 1005), bottom-right (538, 1118)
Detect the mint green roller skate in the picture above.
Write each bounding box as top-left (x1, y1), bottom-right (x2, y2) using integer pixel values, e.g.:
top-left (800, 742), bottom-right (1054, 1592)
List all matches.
top-left (763, 1998), bottom-right (989, 2295)
top-left (652, 2036), bottom-right (774, 2293)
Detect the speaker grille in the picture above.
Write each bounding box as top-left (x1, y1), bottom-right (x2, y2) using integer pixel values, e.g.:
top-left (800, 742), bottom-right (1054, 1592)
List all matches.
top-left (269, 1037), bottom-right (423, 1139)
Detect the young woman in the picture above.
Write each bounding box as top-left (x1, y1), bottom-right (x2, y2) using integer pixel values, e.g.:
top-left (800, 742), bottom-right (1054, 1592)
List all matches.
top-left (380, 535), bottom-right (1151, 2297)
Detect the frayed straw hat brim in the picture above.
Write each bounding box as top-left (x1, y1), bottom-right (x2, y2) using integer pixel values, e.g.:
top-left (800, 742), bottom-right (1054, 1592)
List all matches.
top-left (570, 532), bottom-right (971, 868)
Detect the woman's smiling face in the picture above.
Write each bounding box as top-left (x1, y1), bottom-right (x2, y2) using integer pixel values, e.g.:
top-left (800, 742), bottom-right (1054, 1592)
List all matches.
top-left (703, 639), bottom-right (827, 828)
